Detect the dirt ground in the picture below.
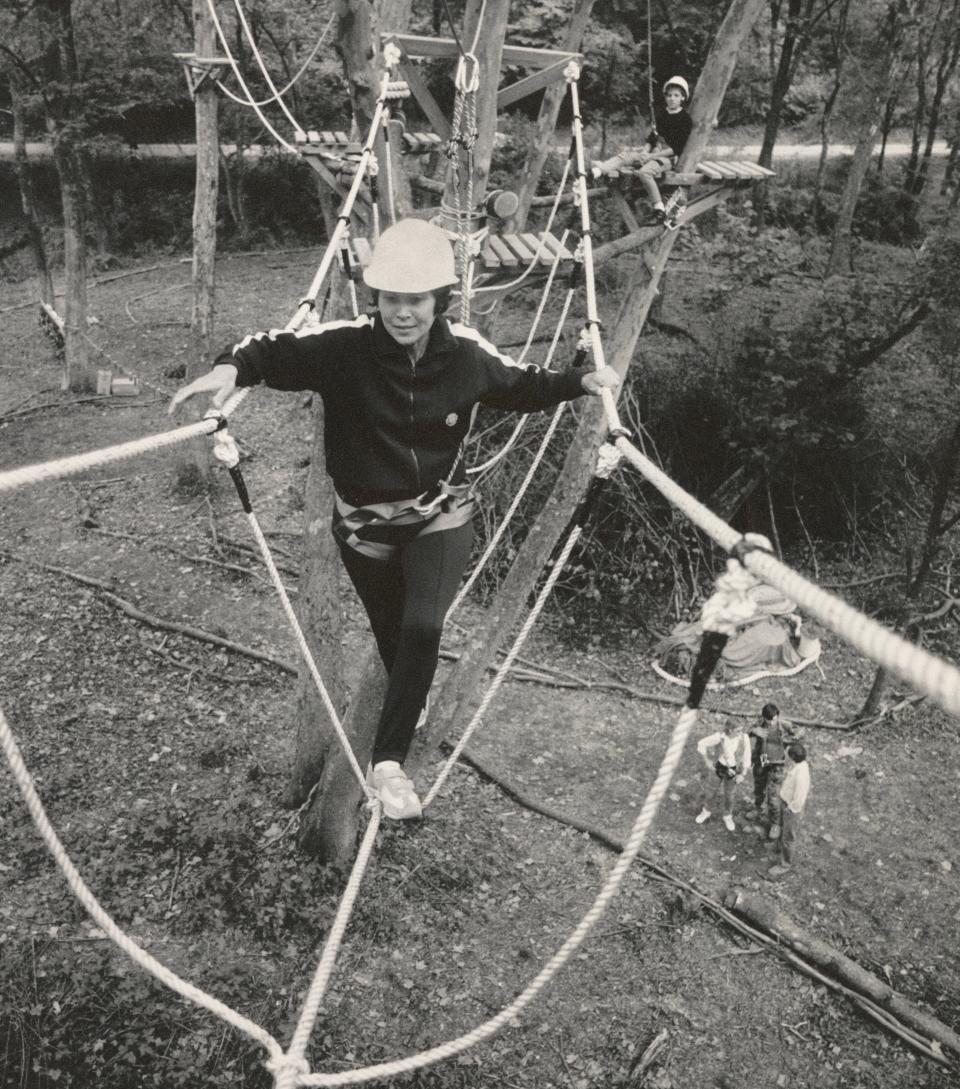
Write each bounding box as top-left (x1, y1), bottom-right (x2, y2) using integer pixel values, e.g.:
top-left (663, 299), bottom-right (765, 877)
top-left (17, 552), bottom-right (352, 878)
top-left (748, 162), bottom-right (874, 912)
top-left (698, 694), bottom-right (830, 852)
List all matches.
top-left (1, 248), bottom-right (959, 1089)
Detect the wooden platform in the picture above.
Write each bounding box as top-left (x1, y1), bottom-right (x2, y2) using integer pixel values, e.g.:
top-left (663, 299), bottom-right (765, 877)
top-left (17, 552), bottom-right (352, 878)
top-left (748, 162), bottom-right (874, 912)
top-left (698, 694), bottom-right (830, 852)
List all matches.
top-left (618, 159), bottom-right (775, 186)
top-left (295, 130), bottom-right (443, 157)
top-left (340, 231), bottom-right (574, 277)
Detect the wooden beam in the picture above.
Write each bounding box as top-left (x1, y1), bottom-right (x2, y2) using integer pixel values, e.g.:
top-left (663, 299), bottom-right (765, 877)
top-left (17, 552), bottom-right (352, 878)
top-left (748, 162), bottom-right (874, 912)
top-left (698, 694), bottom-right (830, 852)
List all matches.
top-left (496, 58), bottom-right (571, 109)
top-left (302, 158), bottom-right (371, 224)
top-left (608, 186), bottom-right (641, 233)
top-left (383, 33), bottom-right (580, 69)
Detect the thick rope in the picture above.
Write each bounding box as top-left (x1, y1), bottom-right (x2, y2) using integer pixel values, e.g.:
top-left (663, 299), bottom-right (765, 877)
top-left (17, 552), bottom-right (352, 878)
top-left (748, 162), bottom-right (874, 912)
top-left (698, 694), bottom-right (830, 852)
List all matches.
top-left (0, 703), bottom-right (285, 1064)
top-left (614, 436), bottom-right (960, 719)
top-left (277, 808), bottom-right (382, 1087)
top-left (0, 410), bottom-right (243, 495)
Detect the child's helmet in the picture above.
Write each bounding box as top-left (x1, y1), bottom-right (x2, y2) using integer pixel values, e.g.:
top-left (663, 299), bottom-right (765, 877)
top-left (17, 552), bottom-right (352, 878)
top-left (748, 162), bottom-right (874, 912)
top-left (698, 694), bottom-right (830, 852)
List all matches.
top-left (663, 76), bottom-right (690, 101)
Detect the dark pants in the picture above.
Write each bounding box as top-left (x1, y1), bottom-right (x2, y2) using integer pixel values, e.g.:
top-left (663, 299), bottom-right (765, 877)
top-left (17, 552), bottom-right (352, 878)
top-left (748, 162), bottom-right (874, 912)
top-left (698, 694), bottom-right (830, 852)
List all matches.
top-left (780, 808), bottom-right (801, 865)
top-left (338, 520), bottom-right (474, 766)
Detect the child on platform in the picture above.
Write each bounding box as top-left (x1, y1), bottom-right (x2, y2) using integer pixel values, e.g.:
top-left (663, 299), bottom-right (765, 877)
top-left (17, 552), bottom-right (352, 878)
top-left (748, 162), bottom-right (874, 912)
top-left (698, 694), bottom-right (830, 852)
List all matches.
top-left (590, 75), bottom-right (693, 226)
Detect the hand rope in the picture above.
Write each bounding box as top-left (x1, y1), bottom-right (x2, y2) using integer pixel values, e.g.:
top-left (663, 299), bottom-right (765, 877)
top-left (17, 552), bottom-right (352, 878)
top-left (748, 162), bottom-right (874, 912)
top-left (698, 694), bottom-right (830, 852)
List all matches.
top-left (0, 702), bottom-right (285, 1064)
top-left (216, 11), bottom-right (335, 109)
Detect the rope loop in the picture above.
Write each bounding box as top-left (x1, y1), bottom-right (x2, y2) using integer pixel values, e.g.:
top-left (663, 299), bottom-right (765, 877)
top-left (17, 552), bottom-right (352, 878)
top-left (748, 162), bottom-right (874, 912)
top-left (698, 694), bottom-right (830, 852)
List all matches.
top-left (202, 409), bottom-right (229, 433)
top-left (608, 425), bottom-right (631, 442)
top-left (455, 52), bottom-right (481, 92)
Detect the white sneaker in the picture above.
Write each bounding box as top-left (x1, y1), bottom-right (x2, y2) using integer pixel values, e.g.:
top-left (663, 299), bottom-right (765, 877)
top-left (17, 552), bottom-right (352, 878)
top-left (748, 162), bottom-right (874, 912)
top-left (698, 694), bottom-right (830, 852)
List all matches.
top-left (694, 808), bottom-right (711, 824)
top-left (722, 814), bottom-right (736, 832)
top-left (366, 761), bottom-right (422, 820)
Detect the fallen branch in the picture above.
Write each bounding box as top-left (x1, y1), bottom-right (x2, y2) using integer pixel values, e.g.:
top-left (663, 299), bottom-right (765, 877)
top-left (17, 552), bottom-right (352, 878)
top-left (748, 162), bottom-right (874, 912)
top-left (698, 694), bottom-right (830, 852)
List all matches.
top-left (451, 745), bottom-right (956, 1069)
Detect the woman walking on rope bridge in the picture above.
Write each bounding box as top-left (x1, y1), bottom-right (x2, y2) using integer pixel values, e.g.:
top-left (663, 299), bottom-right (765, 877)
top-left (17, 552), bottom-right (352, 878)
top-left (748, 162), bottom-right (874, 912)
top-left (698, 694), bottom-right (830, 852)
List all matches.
top-left (170, 218), bottom-right (619, 820)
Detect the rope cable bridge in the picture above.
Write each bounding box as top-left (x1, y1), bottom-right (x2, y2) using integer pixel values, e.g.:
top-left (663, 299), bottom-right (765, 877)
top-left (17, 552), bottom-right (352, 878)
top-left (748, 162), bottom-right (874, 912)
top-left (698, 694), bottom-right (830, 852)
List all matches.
top-left (4, 29), bottom-right (960, 1089)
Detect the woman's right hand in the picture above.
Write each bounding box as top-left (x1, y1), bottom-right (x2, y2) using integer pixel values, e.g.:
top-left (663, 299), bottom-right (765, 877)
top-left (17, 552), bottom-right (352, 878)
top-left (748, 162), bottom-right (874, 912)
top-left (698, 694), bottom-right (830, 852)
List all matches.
top-left (168, 363), bottom-right (239, 415)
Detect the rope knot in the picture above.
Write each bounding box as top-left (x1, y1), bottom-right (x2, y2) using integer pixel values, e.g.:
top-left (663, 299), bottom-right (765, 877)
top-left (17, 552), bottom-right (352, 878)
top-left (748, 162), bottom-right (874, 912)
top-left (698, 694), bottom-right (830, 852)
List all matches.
top-left (382, 41), bottom-right (401, 70)
top-left (265, 1054), bottom-right (310, 1084)
top-left (594, 442), bottom-right (622, 479)
top-left (563, 60), bottom-right (581, 82)
top-left (700, 534), bottom-right (772, 636)
top-left (204, 413), bottom-right (241, 469)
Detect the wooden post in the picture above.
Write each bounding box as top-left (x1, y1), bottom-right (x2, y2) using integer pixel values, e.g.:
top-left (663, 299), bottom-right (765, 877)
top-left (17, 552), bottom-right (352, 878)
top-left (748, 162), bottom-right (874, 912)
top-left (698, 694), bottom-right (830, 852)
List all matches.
top-left (189, 0), bottom-right (220, 380)
top-left (510, 0), bottom-right (596, 232)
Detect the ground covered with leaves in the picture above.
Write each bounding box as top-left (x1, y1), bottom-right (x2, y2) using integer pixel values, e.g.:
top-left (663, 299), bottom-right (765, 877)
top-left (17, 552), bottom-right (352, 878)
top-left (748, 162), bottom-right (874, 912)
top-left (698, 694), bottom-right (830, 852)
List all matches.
top-left (2, 235), bottom-right (959, 1089)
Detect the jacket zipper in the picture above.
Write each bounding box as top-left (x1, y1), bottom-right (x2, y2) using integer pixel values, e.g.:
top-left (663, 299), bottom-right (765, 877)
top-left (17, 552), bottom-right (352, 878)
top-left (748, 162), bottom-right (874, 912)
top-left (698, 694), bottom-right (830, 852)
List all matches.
top-left (409, 356), bottom-right (421, 491)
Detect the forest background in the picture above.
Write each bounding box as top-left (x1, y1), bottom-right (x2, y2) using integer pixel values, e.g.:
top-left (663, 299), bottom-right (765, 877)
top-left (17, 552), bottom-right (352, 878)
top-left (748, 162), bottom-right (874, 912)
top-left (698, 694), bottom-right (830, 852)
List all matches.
top-left (2, 0), bottom-right (960, 1087)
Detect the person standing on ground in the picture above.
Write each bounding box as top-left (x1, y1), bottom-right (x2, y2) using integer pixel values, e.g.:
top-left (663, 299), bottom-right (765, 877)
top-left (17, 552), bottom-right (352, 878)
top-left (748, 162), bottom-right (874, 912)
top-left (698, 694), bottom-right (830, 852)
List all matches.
top-left (767, 743), bottom-right (810, 879)
top-left (694, 718), bottom-right (752, 832)
top-left (747, 702), bottom-right (803, 840)
top-left (169, 219), bottom-right (619, 821)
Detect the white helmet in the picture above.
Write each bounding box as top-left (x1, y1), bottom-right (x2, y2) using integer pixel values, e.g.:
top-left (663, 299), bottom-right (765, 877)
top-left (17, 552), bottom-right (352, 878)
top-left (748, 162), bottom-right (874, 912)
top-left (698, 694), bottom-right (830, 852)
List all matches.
top-left (663, 75), bottom-right (690, 101)
top-left (362, 219), bottom-right (458, 293)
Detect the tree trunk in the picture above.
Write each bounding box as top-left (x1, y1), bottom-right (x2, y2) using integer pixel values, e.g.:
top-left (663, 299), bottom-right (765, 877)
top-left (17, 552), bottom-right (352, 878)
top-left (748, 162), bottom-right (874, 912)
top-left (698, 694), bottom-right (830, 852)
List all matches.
top-left (825, 113), bottom-right (884, 277)
top-left (725, 887), bottom-right (960, 1059)
top-left (758, 0), bottom-right (804, 171)
top-left (52, 132), bottom-right (92, 391)
top-left (190, 0), bottom-right (220, 378)
top-left (10, 76), bottom-right (54, 306)
top-left (510, 0), bottom-right (597, 230)
top-left (426, 0), bottom-right (769, 751)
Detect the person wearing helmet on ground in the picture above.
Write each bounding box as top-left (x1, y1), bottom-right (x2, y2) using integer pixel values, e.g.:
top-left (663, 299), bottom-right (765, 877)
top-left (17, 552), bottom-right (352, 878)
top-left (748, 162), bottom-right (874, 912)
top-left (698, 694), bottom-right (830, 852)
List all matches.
top-left (169, 218), bottom-right (620, 821)
top-left (591, 75), bottom-right (693, 226)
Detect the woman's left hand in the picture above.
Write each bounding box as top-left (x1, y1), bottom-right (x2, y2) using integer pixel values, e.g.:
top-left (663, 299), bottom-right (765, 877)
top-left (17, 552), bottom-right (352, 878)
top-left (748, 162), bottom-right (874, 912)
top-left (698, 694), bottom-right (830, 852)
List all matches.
top-left (581, 366), bottom-right (620, 396)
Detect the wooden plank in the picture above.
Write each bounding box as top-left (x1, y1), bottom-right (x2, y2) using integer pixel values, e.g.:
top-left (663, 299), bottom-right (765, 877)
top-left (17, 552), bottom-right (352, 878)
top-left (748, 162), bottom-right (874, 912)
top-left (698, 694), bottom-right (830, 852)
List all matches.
top-left (480, 241), bottom-right (501, 269)
top-left (485, 235), bottom-right (518, 267)
top-left (383, 33), bottom-right (580, 70)
top-left (541, 231), bottom-right (574, 261)
top-left (699, 159), bottom-right (741, 179)
top-left (334, 130), bottom-right (350, 145)
top-left (660, 171), bottom-right (709, 185)
top-left (519, 232), bottom-right (553, 266)
top-left (302, 158), bottom-right (371, 224)
top-left (497, 58), bottom-right (570, 109)
top-left (501, 233), bottom-right (537, 264)
top-left (732, 159), bottom-right (772, 178)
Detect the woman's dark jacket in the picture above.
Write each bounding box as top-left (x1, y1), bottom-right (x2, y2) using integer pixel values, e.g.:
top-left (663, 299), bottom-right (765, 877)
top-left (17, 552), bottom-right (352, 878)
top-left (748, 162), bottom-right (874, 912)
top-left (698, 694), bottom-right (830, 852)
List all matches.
top-left (219, 313), bottom-right (590, 506)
